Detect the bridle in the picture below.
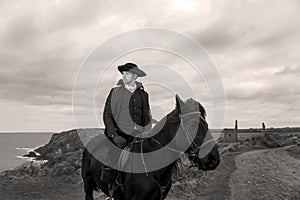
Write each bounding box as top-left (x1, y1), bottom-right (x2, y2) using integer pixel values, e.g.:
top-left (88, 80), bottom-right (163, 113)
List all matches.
top-left (150, 110), bottom-right (216, 158)
top-left (178, 111), bottom-right (216, 157)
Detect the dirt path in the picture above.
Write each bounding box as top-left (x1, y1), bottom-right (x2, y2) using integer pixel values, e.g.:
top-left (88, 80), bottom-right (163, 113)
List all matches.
top-left (193, 153), bottom-right (237, 200)
top-left (230, 146), bottom-right (300, 200)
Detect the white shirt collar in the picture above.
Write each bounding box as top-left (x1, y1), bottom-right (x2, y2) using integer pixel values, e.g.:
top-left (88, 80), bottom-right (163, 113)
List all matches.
top-left (125, 82), bottom-right (137, 93)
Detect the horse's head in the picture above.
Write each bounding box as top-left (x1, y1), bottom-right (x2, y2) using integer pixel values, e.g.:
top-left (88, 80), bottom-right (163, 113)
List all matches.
top-left (175, 94), bottom-right (220, 171)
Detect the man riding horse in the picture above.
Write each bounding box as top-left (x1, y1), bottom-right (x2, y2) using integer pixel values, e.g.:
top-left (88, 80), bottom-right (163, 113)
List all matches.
top-left (101, 63), bottom-right (152, 186)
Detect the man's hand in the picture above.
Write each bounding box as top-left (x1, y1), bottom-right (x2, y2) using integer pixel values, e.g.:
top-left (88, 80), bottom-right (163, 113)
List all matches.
top-left (135, 125), bottom-right (144, 132)
top-left (112, 136), bottom-right (126, 148)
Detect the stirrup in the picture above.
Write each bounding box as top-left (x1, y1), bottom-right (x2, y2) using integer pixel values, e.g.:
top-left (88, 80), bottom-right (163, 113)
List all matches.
top-left (105, 197), bottom-right (114, 200)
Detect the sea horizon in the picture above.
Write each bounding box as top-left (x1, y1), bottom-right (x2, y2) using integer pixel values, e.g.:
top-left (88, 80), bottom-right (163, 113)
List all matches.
top-left (0, 132), bottom-right (53, 172)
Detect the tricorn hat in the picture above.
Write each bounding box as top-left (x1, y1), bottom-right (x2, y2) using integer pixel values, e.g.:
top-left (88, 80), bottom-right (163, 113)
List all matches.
top-left (118, 63), bottom-right (146, 77)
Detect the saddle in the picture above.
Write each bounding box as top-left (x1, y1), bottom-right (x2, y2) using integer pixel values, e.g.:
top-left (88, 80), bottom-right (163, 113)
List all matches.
top-left (101, 137), bottom-right (146, 190)
top-left (117, 135), bottom-right (147, 171)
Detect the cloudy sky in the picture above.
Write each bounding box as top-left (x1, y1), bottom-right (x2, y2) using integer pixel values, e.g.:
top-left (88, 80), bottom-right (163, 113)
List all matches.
top-left (1, 0), bottom-right (300, 132)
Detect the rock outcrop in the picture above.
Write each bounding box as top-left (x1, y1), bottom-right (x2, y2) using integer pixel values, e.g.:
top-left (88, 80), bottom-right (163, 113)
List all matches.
top-left (6, 128), bottom-right (104, 177)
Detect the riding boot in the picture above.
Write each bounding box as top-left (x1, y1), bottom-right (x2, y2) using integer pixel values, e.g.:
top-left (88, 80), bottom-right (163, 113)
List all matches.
top-left (100, 165), bottom-right (118, 186)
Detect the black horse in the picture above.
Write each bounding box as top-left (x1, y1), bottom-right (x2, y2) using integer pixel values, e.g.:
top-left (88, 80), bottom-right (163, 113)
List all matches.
top-left (82, 95), bottom-right (220, 200)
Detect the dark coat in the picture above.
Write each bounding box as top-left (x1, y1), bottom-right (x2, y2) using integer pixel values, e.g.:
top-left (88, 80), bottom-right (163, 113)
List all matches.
top-left (103, 79), bottom-right (152, 142)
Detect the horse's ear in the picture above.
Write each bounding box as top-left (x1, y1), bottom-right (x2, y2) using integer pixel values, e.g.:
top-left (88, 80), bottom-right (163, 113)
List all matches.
top-left (175, 94), bottom-right (184, 113)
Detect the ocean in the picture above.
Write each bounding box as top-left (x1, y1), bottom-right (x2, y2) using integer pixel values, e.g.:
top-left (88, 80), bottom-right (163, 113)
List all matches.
top-left (0, 132), bottom-right (53, 172)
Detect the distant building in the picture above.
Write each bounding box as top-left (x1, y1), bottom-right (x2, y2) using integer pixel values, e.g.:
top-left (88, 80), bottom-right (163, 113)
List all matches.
top-left (223, 120), bottom-right (238, 143)
top-left (223, 129), bottom-right (238, 143)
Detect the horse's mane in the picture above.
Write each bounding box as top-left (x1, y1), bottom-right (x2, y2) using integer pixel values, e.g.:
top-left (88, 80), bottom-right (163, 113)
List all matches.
top-left (149, 98), bottom-right (207, 139)
top-left (151, 98), bottom-right (206, 131)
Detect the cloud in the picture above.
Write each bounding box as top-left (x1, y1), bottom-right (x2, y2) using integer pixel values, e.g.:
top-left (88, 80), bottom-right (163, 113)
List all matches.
top-left (0, 0), bottom-right (300, 131)
top-left (274, 65), bottom-right (300, 76)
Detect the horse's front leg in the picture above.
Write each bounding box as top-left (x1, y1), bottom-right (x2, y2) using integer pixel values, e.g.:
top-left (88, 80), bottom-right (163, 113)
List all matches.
top-left (85, 193), bottom-right (94, 200)
top-left (112, 186), bottom-right (126, 200)
top-left (83, 175), bottom-right (95, 200)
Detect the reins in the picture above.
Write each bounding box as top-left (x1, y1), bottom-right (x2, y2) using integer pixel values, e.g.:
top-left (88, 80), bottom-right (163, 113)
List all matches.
top-left (141, 110), bottom-right (216, 173)
top-left (153, 177), bottom-right (172, 200)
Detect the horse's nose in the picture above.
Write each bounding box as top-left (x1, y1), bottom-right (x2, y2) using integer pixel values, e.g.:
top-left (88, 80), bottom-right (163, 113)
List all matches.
top-left (208, 155), bottom-right (220, 169)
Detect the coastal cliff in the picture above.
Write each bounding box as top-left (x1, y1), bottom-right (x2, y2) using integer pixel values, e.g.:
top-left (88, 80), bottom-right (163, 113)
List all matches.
top-left (2, 128), bottom-right (103, 177)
